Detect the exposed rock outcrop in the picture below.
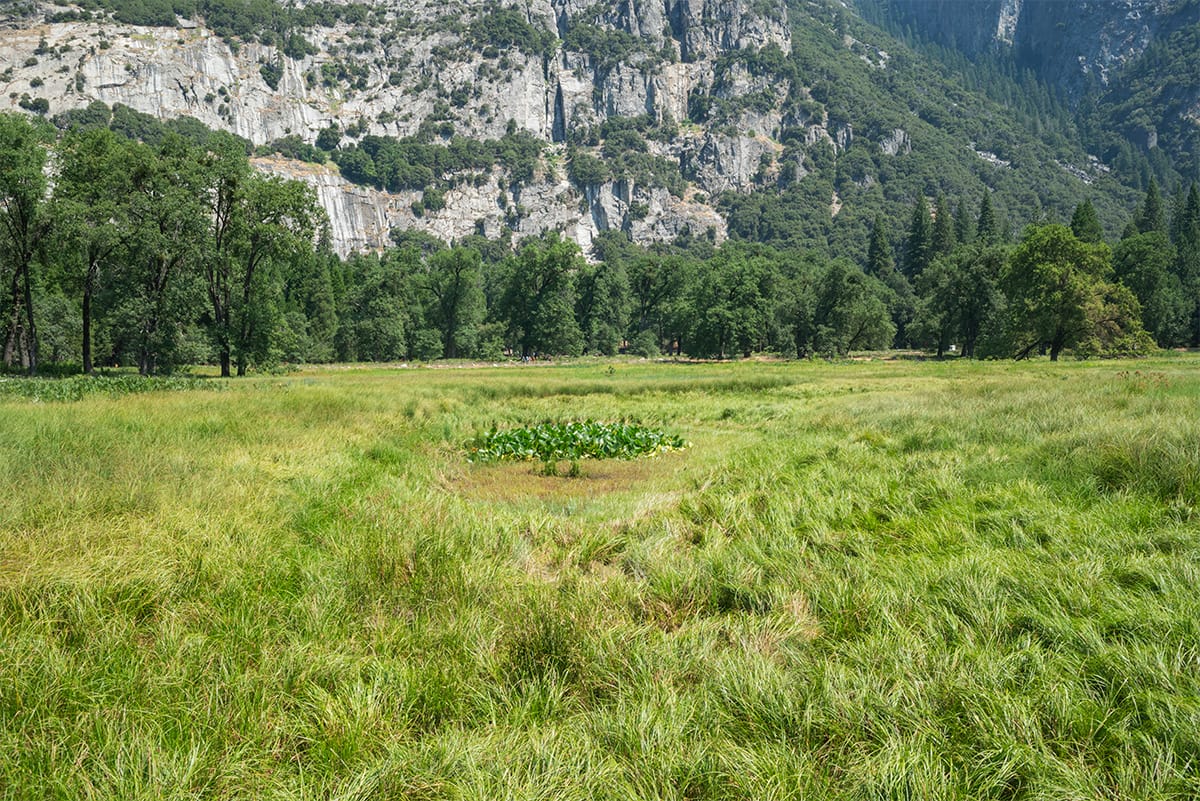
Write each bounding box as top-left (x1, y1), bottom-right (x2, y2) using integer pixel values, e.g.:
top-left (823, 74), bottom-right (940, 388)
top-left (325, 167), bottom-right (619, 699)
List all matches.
top-left (253, 151), bottom-right (726, 258)
top-left (0, 0), bottom-right (786, 254)
top-left (871, 0), bottom-right (1191, 95)
top-left (879, 128), bottom-right (910, 156)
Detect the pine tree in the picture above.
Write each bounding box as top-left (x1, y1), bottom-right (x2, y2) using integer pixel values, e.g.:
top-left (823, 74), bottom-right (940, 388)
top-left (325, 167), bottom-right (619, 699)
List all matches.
top-left (931, 193), bottom-right (955, 257)
top-left (903, 196), bottom-right (933, 279)
top-left (953, 199), bottom-right (974, 245)
top-left (1168, 188), bottom-right (1189, 246)
top-left (1170, 182), bottom-right (1200, 248)
top-left (1070, 199), bottom-right (1104, 243)
top-left (866, 214), bottom-right (894, 277)
top-left (977, 192), bottom-right (999, 244)
top-left (1170, 182), bottom-right (1200, 345)
top-left (1136, 177), bottom-right (1166, 234)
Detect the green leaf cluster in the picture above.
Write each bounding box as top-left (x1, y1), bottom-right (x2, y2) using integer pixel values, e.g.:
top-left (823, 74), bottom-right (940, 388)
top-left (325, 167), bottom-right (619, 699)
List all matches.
top-left (466, 421), bottom-right (685, 463)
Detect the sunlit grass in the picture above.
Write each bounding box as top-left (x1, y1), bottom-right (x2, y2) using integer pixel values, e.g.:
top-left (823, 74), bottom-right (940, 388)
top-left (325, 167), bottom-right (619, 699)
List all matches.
top-left (1, 357), bottom-right (1199, 798)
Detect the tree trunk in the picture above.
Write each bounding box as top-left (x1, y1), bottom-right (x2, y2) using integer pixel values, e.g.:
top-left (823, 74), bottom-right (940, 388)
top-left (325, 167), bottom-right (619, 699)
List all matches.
top-left (1013, 341), bottom-right (1038, 361)
top-left (4, 270), bottom-right (21, 368)
top-left (3, 318), bottom-right (17, 368)
top-left (82, 283), bottom-right (93, 374)
top-left (1049, 326), bottom-right (1067, 361)
top-left (20, 262), bottom-right (37, 375)
top-left (220, 349), bottom-right (231, 378)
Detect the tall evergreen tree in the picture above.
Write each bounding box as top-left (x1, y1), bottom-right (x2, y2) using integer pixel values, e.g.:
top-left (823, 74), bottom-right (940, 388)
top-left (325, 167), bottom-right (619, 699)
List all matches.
top-left (977, 192), bottom-right (1000, 244)
top-left (931, 194), bottom-right (956, 257)
top-left (1070, 199), bottom-right (1105, 244)
top-left (1114, 232), bottom-right (1187, 346)
top-left (285, 249), bottom-right (339, 362)
top-left (903, 196), bottom-right (933, 278)
top-left (953, 199), bottom-right (975, 245)
top-left (1136, 178), bottom-right (1166, 234)
top-left (868, 213), bottom-right (916, 347)
top-left (1170, 182), bottom-right (1200, 248)
top-left (1169, 182), bottom-right (1200, 344)
top-left (865, 214), bottom-right (894, 276)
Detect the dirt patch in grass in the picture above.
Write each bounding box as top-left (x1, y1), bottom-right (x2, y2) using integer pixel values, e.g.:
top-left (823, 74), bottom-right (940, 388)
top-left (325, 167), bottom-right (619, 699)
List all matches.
top-left (454, 452), bottom-right (686, 505)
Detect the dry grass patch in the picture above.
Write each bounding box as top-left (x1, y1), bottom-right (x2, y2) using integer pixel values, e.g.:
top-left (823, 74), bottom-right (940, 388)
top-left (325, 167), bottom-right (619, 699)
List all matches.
top-left (453, 450), bottom-right (688, 507)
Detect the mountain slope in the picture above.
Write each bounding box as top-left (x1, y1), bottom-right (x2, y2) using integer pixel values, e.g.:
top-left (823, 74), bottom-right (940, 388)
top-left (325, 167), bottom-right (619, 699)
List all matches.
top-left (858, 0), bottom-right (1200, 185)
top-left (0, 0), bottom-right (1179, 258)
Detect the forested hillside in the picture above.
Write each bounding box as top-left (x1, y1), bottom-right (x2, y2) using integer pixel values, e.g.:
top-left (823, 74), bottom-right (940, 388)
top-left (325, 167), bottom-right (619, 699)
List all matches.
top-left (858, 0), bottom-right (1200, 188)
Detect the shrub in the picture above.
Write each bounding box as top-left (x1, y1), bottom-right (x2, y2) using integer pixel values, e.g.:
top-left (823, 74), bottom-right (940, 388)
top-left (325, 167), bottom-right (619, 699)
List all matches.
top-left (259, 61), bottom-right (282, 90)
top-left (629, 329), bottom-right (660, 357)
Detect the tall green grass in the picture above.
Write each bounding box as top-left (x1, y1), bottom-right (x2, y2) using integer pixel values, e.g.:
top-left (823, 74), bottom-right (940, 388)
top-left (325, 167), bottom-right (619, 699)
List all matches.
top-left (1, 358), bottom-right (1198, 798)
top-left (0, 373), bottom-right (223, 402)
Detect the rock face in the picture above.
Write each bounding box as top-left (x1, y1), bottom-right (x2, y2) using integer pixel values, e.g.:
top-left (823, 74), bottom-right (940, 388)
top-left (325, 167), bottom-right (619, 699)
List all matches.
top-left (879, 128), bottom-right (911, 157)
top-left (1011, 0), bottom-right (1181, 92)
top-left (253, 152), bottom-right (727, 257)
top-left (861, 0), bottom-right (1199, 175)
top-left (868, 0), bottom-right (1192, 95)
top-left (0, 0), bottom-right (800, 255)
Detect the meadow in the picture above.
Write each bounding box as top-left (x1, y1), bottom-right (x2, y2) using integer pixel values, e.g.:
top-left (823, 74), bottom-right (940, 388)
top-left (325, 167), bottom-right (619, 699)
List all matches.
top-left (1, 356), bottom-right (1198, 800)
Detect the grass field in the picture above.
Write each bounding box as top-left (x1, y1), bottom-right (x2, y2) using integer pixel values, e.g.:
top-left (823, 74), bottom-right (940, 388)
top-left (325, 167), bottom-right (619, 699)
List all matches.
top-left (2, 357), bottom-right (1199, 800)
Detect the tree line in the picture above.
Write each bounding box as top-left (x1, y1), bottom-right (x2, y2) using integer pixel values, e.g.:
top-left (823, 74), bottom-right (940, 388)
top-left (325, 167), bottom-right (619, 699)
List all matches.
top-left (2, 111), bottom-right (1196, 376)
top-left (891, 179), bottom-right (1200, 360)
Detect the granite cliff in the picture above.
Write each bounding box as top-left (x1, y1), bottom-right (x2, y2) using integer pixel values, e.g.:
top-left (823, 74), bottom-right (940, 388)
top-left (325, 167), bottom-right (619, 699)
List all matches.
top-left (0, 0), bottom-right (819, 254)
top-left (861, 0), bottom-right (1184, 92)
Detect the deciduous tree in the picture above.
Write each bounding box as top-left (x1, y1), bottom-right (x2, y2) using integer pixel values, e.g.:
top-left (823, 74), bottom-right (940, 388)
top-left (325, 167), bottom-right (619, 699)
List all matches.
top-left (424, 246), bottom-right (485, 359)
top-left (498, 233), bottom-right (583, 357)
top-left (1114, 232), bottom-right (1187, 346)
top-left (0, 113), bottom-right (52, 373)
top-left (1003, 224), bottom-right (1152, 360)
top-left (682, 244), bottom-right (777, 358)
top-left (53, 128), bottom-right (136, 373)
top-left (201, 134), bottom-right (320, 375)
